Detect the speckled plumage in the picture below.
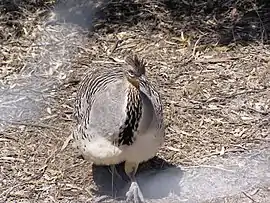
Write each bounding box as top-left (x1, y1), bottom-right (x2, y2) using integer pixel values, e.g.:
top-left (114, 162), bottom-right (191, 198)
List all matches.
top-left (73, 55), bottom-right (164, 202)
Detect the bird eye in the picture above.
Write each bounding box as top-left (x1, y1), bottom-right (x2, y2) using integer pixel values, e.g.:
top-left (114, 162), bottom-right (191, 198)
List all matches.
top-left (127, 70), bottom-right (136, 77)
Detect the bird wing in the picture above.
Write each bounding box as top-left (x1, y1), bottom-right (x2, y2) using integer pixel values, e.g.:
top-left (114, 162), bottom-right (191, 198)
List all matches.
top-left (139, 77), bottom-right (164, 133)
top-left (86, 79), bottom-right (127, 139)
top-left (138, 90), bottom-right (154, 133)
top-left (74, 68), bottom-right (127, 140)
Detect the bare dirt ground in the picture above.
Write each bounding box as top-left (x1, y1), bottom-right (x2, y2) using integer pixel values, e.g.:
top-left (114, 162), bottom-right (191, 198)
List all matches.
top-left (0, 0), bottom-right (270, 202)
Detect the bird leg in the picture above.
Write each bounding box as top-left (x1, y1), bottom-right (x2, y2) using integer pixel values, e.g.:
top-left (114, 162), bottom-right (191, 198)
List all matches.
top-left (94, 165), bottom-right (123, 203)
top-left (125, 162), bottom-right (144, 203)
top-left (109, 165), bottom-right (123, 180)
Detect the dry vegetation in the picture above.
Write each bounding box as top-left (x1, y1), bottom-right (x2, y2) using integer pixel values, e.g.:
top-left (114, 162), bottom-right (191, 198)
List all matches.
top-left (0, 0), bottom-right (270, 202)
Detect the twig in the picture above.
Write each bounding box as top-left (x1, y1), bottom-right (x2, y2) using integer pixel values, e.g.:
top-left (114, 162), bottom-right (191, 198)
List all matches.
top-left (201, 148), bottom-right (246, 158)
top-left (0, 66), bottom-right (23, 80)
top-left (8, 121), bottom-right (61, 131)
top-left (61, 134), bottom-right (73, 152)
top-left (0, 183), bottom-right (24, 201)
top-left (192, 35), bottom-right (202, 57)
top-left (242, 191), bottom-right (257, 203)
top-left (110, 39), bottom-right (122, 54)
top-left (253, 138), bottom-right (270, 142)
top-left (225, 89), bottom-right (266, 99)
top-left (252, 3), bottom-right (266, 43)
top-left (195, 57), bottom-right (239, 64)
top-left (0, 156), bottom-right (25, 163)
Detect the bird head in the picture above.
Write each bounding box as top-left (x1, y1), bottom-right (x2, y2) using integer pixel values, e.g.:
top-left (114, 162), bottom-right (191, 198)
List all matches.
top-left (125, 54), bottom-right (146, 76)
top-left (125, 54), bottom-right (146, 89)
top-left (125, 69), bottom-right (140, 89)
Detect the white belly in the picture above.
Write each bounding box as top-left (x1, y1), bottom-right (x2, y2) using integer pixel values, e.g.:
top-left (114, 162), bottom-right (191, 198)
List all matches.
top-left (74, 131), bottom-right (164, 165)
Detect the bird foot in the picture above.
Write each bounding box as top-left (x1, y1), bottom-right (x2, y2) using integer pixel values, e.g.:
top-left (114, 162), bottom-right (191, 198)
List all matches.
top-left (126, 181), bottom-right (145, 203)
top-left (93, 195), bottom-right (110, 203)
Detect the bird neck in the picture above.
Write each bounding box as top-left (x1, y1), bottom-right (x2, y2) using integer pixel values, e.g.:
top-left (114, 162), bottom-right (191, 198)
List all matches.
top-left (118, 85), bottom-right (142, 146)
top-left (127, 84), bottom-right (141, 110)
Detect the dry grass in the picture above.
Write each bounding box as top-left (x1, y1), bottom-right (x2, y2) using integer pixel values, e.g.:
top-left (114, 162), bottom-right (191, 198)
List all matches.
top-left (0, 0), bottom-right (270, 202)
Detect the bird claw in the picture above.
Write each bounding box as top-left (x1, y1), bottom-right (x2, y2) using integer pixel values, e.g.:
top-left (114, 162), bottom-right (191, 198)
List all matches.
top-left (126, 181), bottom-right (145, 203)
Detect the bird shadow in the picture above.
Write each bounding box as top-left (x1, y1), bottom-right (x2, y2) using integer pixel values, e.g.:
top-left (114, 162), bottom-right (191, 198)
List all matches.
top-left (91, 156), bottom-right (183, 202)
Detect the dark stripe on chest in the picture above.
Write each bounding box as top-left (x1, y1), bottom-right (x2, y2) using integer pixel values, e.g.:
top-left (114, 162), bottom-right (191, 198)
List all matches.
top-left (118, 90), bottom-right (142, 146)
